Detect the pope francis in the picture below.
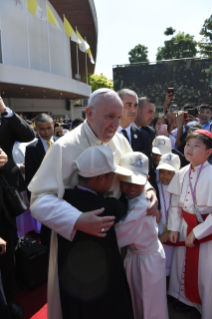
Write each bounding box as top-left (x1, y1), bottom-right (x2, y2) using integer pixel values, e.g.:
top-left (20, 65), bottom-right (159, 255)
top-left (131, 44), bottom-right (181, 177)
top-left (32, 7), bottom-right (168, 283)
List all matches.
top-left (28, 88), bottom-right (158, 319)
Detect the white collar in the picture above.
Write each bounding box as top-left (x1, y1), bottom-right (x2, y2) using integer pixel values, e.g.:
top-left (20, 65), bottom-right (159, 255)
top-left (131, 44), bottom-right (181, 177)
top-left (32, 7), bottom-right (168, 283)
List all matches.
top-left (84, 121), bottom-right (108, 146)
top-left (39, 135), bottom-right (54, 144)
top-left (117, 124), bottom-right (132, 136)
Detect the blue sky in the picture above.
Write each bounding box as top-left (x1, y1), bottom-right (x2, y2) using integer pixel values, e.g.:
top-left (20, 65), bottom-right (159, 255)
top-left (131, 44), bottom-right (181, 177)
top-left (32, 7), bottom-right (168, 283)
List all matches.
top-left (94, 0), bottom-right (212, 80)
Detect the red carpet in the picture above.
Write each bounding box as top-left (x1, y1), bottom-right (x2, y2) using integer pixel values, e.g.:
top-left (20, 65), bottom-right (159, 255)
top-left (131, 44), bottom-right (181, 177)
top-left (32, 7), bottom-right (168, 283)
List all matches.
top-left (15, 283), bottom-right (47, 319)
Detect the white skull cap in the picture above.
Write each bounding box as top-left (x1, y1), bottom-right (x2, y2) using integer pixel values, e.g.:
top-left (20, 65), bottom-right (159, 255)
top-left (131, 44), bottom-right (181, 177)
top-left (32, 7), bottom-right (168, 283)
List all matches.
top-left (88, 88), bottom-right (114, 105)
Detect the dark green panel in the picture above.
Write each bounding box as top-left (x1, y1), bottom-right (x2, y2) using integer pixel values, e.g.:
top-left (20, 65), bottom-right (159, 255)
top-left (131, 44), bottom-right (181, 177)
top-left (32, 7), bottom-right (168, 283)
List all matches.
top-left (113, 59), bottom-right (212, 111)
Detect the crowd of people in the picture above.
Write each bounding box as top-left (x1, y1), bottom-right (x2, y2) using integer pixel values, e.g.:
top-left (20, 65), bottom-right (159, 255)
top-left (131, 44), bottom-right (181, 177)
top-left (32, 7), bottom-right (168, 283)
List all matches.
top-left (0, 88), bottom-right (212, 319)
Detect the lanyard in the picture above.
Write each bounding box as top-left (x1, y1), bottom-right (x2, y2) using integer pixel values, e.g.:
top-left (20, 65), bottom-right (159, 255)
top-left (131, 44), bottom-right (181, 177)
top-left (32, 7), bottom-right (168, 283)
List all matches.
top-left (188, 163), bottom-right (204, 206)
top-left (77, 185), bottom-right (97, 196)
top-left (161, 183), bottom-right (172, 224)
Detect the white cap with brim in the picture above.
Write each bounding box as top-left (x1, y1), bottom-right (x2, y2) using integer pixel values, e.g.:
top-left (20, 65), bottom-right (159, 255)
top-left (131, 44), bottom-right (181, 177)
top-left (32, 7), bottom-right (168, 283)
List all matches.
top-left (118, 152), bottom-right (149, 186)
top-left (152, 136), bottom-right (172, 155)
top-left (156, 153), bottom-right (180, 171)
top-left (75, 145), bottom-right (132, 178)
top-left (88, 88), bottom-right (114, 105)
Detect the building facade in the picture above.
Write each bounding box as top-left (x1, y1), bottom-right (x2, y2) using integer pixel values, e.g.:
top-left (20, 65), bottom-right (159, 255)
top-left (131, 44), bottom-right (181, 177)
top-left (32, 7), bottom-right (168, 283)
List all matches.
top-left (0, 0), bottom-right (98, 119)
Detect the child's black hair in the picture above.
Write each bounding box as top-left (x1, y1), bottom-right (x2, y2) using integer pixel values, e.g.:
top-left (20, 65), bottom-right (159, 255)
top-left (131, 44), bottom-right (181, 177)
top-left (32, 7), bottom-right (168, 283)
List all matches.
top-left (199, 103), bottom-right (212, 112)
top-left (78, 172), bottom-right (112, 185)
top-left (185, 131), bottom-right (212, 149)
top-left (152, 113), bottom-right (168, 130)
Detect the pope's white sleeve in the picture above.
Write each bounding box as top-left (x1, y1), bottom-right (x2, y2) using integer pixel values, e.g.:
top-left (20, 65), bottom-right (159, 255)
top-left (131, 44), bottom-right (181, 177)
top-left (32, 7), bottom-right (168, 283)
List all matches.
top-left (30, 193), bottom-right (82, 241)
top-left (168, 194), bottom-right (183, 232)
top-left (193, 213), bottom-right (212, 240)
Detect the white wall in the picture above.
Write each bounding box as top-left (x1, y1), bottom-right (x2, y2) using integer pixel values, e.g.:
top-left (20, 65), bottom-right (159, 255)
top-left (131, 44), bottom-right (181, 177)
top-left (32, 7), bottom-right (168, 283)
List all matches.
top-left (0, 0), bottom-right (72, 78)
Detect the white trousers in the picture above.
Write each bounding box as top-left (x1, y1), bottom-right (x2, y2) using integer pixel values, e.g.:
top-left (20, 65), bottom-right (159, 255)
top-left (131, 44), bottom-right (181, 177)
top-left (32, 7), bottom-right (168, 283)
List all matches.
top-left (124, 242), bottom-right (168, 319)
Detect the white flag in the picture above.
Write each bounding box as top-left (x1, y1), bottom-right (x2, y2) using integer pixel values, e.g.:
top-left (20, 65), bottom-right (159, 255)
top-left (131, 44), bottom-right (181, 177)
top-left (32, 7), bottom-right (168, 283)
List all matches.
top-left (13, 0), bottom-right (23, 10)
top-left (76, 30), bottom-right (90, 52)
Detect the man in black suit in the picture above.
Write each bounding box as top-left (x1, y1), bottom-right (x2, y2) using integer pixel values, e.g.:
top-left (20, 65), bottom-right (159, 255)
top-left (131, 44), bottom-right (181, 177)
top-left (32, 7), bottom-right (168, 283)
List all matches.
top-left (0, 97), bottom-right (35, 319)
top-left (135, 97), bottom-right (156, 144)
top-left (25, 114), bottom-right (56, 248)
top-left (117, 89), bottom-right (152, 168)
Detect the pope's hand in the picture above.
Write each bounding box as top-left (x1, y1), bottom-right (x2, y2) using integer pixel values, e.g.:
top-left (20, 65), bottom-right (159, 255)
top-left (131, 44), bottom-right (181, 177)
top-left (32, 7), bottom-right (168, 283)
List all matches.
top-left (74, 208), bottom-right (115, 237)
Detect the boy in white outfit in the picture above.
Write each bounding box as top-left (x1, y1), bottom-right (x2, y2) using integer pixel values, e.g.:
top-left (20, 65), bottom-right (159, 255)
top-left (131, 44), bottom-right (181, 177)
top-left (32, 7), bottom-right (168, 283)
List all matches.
top-left (115, 152), bottom-right (168, 319)
top-left (168, 129), bottom-right (212, 318)
top-left (156, 153), bottom-right (180, 277)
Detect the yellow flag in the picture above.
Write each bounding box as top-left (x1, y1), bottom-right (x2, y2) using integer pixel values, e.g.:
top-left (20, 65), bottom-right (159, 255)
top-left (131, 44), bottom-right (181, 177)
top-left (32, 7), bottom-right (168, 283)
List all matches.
top-left (86, 48), bottom-right (95, 64)
top-left (76, 30), bottom-right (90, 52)
top-left (47, 5), bottom-right (61, 31)
top-left (27, 0), bottom-right (47, 21)
top-left (64, 17), bottom-right (80, 44)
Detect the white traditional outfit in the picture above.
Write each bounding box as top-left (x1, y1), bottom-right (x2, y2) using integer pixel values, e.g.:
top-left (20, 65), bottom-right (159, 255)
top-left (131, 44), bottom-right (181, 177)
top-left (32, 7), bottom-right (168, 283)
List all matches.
top-left (115, 192), bottom-right (168, 319)
top-left (157, 182), bottom-right (175, 276)
top-left (167, 161), bottom-right (212, 319)
top-left (28, 121), bottom-right (153, 319)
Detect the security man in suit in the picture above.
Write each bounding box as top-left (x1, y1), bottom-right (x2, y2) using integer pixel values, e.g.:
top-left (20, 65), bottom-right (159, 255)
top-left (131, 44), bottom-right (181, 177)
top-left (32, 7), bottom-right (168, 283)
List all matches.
top-left (0, 97), bottom-right (35, 319)
top-left (135, 97), bottom-right (156, 144)
top-left (25, 114), bottom-right (56, 248)
top-left (117, 89), bottom-right (152, 168)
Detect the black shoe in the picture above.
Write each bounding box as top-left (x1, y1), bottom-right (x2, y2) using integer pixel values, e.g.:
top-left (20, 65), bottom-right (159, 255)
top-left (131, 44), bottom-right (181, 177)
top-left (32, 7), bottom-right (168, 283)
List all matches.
top-left (174, 301), bottom-right (192, 313)
top-left (8, 300), bottom-right (24, 319)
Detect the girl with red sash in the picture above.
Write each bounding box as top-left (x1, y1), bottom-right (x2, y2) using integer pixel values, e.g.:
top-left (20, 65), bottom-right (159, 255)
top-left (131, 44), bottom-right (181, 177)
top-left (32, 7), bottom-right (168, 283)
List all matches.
top-left (167, 130), bottom-right (212, 318)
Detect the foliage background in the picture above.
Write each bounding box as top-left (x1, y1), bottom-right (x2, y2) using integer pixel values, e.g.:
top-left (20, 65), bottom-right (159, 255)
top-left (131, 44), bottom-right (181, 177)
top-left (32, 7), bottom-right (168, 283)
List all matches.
top-left (113, 58), bottom-right (212, 111)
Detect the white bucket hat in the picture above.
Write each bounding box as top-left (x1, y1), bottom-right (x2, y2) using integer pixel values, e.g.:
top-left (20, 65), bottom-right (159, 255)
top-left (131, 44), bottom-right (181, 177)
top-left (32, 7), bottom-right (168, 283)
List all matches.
top-left (152, 136), bottom-right (172, 155)
top-left (156, 153), bottom-right (180, 171)
top-left (118, 152), bottom-right (149, 185)
top-left (75, 145), bottom-right (132, 178)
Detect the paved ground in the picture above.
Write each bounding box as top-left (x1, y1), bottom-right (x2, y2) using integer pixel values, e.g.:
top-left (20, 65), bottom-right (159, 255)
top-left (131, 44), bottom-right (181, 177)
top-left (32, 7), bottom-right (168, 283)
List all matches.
top-left (168, 298), bottom-right (201, 319)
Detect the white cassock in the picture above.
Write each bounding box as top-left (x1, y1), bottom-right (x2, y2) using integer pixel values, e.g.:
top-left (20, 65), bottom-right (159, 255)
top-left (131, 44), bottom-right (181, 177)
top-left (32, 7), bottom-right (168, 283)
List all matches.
top-left (167, 161), bottom-right (212, 319)
top-left (115, 192), bottom-right (168, 319)
top-left (157, 182), bottom-right (175, 276)
top-left (28, 121), bottom-right (153, 319)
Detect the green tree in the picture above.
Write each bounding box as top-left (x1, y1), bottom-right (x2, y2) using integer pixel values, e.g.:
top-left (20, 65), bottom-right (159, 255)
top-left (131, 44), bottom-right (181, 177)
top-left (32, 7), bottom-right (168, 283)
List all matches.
top-left (156, 32), bottom-right (197, 61)
top-left (128, 44), bottom-right (149, 63)
top-left (88, 73), bottom-right (113, 92)
top-left (198, 15), bottom-right (212, 58)
top-left (164, 27), bottom-right (176, 36)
